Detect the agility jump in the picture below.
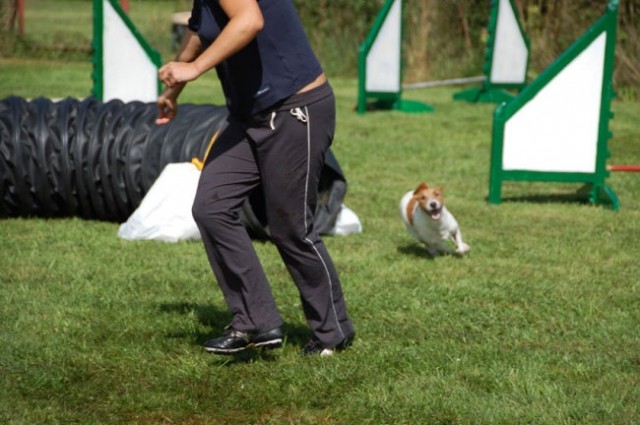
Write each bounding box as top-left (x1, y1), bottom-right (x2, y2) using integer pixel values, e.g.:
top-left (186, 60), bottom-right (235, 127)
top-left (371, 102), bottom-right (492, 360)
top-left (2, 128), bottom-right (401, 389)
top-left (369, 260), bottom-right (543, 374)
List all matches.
top-left (488, 0), bottom-right (620, 210)
top-left (454, 0), bottom-right (530, 103)
top-left (356, 0), bottom-right (433, 114)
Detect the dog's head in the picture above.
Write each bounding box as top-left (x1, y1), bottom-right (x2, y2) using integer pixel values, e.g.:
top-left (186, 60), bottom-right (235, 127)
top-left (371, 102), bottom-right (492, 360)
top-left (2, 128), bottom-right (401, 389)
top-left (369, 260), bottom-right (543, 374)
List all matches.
top-left (413, 182), bottom-right (444, 220)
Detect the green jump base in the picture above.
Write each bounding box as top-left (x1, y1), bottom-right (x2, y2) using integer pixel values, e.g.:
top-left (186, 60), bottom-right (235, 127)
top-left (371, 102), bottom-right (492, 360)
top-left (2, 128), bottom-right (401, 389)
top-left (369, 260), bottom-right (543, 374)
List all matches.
top-left (394, 98), bottom-right (435, 113)
top-left (488, 182), bottom-right (620, 211)
top-left (360, 98), bottom-right (434, 113)
top-left (579, 183), bottom-right (620, 211)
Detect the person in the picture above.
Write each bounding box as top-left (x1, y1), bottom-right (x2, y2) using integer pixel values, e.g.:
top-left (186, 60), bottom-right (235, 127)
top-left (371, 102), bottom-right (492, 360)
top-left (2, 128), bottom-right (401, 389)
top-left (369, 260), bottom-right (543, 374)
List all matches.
top-left (156, 0), bottom-right (355, 356)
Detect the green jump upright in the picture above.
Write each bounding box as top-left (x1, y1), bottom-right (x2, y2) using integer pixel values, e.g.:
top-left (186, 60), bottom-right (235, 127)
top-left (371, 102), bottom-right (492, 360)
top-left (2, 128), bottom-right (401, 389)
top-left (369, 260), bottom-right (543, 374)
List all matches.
top-left (454, 0), bottom-right (530, 103)
top-left (357, 0), bottom-right (433, 114)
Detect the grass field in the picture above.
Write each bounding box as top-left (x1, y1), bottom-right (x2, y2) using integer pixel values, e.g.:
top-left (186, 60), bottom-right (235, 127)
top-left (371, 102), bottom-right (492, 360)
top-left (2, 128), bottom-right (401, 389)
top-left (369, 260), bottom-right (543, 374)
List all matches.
top-left (2, 2), bottom-right (640, 424)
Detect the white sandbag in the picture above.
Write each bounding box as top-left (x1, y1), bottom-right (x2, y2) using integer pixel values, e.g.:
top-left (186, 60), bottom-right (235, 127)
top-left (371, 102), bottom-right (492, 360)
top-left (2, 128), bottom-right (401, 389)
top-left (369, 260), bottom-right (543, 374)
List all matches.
top-left (118, 163), bottom-right (202, 242)
top-left (331, 205), bottom-right (363, 236)
top-left (118, 163), bottom-right (362, 242)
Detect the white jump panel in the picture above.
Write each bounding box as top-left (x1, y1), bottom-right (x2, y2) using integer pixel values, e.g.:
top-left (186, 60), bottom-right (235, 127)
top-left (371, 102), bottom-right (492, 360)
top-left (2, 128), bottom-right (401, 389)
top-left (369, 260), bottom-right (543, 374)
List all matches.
top-left (365, 0), bottom-right (401, 93)
top-left (102, 0), bottom-right (158, 102)
top-left (502, 33), bottom-right (606, 173)
top-left (490, 0), bottom-right (529, 84)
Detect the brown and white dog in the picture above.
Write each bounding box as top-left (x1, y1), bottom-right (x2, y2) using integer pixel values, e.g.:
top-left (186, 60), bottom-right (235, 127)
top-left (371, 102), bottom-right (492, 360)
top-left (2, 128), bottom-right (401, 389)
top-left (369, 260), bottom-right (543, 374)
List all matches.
top-left (400, 182), bottom-right (470, 256)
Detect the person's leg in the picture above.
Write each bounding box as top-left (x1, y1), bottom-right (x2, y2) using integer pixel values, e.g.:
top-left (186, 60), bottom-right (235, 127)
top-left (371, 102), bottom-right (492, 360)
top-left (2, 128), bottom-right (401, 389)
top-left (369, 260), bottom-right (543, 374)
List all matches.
top-left (247, 85), bottom-right (354, 350)
top-left (192, 118), bottom-right (283, 337)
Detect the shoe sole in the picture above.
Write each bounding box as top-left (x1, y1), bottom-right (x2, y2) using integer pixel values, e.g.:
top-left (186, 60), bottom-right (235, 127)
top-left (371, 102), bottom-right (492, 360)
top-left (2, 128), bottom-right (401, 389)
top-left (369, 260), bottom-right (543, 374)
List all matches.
top-left (204, 338), bottom-right (283, 355)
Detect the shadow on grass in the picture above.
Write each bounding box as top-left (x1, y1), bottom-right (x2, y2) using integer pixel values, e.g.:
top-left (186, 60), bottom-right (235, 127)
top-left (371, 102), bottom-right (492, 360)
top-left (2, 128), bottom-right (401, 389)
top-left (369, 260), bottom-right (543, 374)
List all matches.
top-left (397, 244), bottom-right (465, 260)
top-left (494, 192), bottom-right (591, 205)
top-left (159, 302), bottom-right (310, 364)
top-left (398, 244), bottom-right (435, 260)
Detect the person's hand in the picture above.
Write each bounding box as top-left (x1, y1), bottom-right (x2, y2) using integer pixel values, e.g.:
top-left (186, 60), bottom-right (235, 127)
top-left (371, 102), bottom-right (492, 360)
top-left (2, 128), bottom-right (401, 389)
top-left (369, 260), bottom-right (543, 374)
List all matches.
top-left (156, 89), bottom-right (180, 125)
top-left (158, 61), bottom-right (200, 88)
top-left (156, 61), bottom-right (197, 125)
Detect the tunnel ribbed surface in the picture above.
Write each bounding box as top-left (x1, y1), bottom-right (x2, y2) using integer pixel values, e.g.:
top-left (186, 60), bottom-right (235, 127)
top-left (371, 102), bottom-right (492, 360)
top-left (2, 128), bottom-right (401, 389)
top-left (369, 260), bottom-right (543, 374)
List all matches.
top-left (0, 96), bottom-right (226, 222)
top-left (0, 96), bottom-right (346, 235)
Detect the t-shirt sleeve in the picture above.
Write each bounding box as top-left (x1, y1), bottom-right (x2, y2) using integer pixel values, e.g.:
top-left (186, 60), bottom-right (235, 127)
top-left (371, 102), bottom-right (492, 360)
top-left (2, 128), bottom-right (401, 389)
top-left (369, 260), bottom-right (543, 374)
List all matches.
top-left (187, 0), bottom-right (201, 32)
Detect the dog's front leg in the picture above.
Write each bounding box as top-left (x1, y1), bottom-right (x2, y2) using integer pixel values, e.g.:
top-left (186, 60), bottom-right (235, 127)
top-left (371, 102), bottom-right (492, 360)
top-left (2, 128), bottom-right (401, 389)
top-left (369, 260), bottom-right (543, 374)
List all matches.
top-left (452, 229), bottom-right (470, 255)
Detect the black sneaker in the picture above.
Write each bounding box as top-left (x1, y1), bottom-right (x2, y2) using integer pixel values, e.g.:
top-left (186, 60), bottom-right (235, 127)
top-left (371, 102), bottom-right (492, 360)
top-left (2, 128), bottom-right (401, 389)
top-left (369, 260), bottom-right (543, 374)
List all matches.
top-left (300, 333), bottom-right (354, 357)
top-left (204, 326), bottom-right (283, 355)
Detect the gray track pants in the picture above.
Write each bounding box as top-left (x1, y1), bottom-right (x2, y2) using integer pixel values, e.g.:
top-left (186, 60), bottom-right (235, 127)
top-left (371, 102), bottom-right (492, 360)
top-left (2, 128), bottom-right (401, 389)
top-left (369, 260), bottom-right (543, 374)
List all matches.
top-left (192, 82), bottom-right (354, 348)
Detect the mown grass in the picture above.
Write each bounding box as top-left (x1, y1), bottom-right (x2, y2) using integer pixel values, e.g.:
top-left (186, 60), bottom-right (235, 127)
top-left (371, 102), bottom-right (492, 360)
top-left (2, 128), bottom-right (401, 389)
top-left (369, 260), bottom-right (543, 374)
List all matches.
top-left (2, 73), bottom-right (640, 423)
top-left (2, 2), bottom-right (640, 424)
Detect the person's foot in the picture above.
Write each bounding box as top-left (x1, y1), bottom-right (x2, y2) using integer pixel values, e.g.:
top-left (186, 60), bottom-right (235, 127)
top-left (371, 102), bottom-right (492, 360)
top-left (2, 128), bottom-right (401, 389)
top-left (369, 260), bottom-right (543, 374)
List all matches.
top-left (300, 333), bottom-right (354, 357)
top-left (204, 327), bottom-right (283, 355)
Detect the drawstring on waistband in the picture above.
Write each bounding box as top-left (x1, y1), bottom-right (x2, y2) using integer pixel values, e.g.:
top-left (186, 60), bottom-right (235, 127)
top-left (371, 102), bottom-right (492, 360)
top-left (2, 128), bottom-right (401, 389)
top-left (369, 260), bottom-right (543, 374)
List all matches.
top-left (269, 108), bottom-right (308, 131)
top-left (269, 111), bottom-right (276, 130)
top-left (290, 107), bottom-right (308, 123)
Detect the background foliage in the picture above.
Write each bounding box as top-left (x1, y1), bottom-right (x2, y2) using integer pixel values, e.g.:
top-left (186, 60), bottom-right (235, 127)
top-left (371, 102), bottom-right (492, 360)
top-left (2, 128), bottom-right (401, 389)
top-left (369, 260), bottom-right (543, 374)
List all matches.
top-left (0, 0), bottom-right (639, 98)
top-left (294, 0), bottom-right (640, 97)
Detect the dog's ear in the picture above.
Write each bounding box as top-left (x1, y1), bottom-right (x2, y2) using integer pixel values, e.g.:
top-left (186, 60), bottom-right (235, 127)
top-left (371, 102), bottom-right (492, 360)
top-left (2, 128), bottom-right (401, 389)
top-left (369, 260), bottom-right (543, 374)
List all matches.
top-left (414, 182), bottom-right (429, 194)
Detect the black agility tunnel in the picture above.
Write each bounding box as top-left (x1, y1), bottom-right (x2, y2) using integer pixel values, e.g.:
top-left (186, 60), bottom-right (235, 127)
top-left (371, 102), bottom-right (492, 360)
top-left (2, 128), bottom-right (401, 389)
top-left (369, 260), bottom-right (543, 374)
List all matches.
top-left (0, 96), bottom-right (347, 236)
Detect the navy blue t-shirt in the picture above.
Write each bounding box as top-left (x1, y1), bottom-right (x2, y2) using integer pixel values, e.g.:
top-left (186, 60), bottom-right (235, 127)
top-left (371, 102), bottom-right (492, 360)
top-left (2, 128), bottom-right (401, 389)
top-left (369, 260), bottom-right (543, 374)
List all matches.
top-left (188, 0), bottom-right (323, 117)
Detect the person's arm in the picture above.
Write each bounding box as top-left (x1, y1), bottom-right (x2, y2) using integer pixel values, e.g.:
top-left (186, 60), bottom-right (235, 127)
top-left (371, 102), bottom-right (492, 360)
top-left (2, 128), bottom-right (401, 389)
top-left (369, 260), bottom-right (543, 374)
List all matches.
top-left (156, 29), bottom-right (203, 124)
top-left (156, 0), bottom-right (264, 124)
